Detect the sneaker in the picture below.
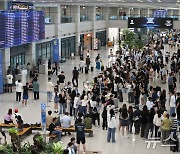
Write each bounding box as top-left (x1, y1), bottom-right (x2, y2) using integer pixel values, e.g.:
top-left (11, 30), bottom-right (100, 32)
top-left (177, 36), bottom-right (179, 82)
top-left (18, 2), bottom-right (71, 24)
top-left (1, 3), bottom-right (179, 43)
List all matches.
top-left (59, 141), bottom-right (63, 144)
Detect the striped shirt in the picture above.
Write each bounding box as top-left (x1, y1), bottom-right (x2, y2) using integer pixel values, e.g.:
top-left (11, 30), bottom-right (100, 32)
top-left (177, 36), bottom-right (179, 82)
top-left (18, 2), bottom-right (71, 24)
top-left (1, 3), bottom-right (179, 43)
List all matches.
top-left (171, 117), bottom-right (178, 131)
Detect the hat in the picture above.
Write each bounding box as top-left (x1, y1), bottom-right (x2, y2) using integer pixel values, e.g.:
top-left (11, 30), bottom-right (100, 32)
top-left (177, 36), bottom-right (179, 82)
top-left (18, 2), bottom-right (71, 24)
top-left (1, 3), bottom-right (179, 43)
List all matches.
top-left (14, 109), bottom-right (18, 113)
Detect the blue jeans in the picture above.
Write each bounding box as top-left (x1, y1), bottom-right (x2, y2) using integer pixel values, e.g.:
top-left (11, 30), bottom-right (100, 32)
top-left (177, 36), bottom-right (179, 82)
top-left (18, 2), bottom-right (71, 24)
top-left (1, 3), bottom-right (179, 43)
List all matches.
top-left (47, 91), bottom-right (52, 102)
top-left (59, 103), bottom-right (66, 114)
top-left (107, 128), bottom-right (116, 143)
top-left (51, 130), bottom-right (61, 141)
top-left (170, 107), bottom-right (175, 116)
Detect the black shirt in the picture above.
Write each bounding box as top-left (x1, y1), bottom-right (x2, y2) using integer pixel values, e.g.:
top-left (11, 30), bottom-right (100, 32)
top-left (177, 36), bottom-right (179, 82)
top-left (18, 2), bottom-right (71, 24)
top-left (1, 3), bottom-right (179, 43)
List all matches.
top-left (73, 70), bottom-right (79, 78)
top-left (49, 123), bottom-right (56, 134)
top-left (75, 123), bottom-right (85, 138)
top-left (23, 86), bottom-right (28, 95)
top-left (58, 74), bottom-right (65, 83)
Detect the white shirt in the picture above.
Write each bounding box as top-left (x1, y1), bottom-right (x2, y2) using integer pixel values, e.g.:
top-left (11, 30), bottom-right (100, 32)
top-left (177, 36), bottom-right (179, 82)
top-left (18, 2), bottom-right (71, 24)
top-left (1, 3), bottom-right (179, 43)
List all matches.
top-left (6, 74), bottom-right (13, 84)
top-left (146, 101), bottom-right (154, 110)
top-left (81, 100), bottom-right (88, 107)
top-left (153, 114), bottom-right (162, 127)
top-left (12, 113), bottom-right (22, 123)
top-left (170, 95), bottom-right (176, 107)
top-left (15, 81), bottom-right (22, 92)
top-left (90, 100), bottom-right (97, 108)
top-left (47, 81), bottom-right (54, 92)
top-left (107, 114), bottom-right (117, 128)
top-left (73, 97), bottom-right (80, 108)
top-left (61, 115), bottom-right (71, 128)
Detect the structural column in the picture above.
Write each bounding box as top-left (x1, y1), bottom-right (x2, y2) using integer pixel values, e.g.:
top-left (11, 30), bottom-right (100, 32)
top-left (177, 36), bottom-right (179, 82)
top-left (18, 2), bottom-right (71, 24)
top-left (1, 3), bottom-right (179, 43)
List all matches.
top-left (2, 48), bottom-right (10, 76)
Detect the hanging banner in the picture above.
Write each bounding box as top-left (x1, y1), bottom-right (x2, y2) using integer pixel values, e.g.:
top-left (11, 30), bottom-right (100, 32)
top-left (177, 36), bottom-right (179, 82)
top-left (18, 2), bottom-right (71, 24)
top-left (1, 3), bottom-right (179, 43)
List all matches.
top-left (0, 52), bottom-right (3, 94)
top-left (41, 103), bottom-right (46, 132)
top-left (52, 39), bottom-right (60, 64)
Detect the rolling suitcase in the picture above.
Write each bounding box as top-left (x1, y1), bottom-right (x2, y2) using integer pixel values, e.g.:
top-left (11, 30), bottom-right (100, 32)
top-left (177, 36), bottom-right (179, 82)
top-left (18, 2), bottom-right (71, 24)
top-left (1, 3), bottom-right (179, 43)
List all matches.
top-left (85, 67), bottom-right (88, 74)
top-left (91, 66), bottom-right (94, 72)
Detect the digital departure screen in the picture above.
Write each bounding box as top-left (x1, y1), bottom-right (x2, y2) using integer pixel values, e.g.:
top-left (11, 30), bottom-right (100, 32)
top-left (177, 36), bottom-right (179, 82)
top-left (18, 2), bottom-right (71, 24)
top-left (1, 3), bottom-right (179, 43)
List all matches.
top-left (0, 11), bottom-right (45, 49)
top-left (128, 17), bottom-right (173, 29)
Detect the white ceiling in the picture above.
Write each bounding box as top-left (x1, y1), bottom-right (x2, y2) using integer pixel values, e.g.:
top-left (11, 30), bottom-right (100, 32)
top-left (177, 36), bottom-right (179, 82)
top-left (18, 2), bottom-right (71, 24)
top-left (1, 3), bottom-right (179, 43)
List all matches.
top-left (7, 0), bottom-right (180, 9)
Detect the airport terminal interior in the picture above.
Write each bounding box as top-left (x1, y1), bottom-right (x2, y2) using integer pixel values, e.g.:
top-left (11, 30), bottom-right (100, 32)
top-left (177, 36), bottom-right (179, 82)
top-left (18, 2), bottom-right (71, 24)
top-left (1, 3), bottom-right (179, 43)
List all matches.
top-left (0, 0), bottom-right (180, 154)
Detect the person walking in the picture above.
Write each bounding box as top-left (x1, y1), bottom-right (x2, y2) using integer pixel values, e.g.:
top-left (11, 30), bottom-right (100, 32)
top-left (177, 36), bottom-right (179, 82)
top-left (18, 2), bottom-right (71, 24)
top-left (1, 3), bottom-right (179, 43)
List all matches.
top-left (58, 71), bottom-right (66, 90)
top-left (107, 109), bottom-right (117, 143)
top-left (72, 67), bottom-right (79, 87)
top-left (6, 73), bottom-right (13, 93)
top-left (169, 91), bottom-right (176, 116)
top-left (15, 80), bottom-right (22, 103)
top-left (47, 77), bottom-right (54, 102)
top-left (22, 83), bottom-right (29, 107)
top-left (75, 118), bottom-right (86, 154)
top-left (54, 92), bottom-right (59, 113)
top-left (32, 79), bottom-right (40, 100)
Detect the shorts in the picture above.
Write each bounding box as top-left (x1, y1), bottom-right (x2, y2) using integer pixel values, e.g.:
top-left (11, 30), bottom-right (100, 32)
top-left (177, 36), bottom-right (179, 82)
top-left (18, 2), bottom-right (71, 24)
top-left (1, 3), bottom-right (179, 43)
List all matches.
top-left (23, 95), bottom-right (28, 100)
top-left (120, 119), bottom-right (129, 126)
top-left (76, 137), bottom-right (86, 144)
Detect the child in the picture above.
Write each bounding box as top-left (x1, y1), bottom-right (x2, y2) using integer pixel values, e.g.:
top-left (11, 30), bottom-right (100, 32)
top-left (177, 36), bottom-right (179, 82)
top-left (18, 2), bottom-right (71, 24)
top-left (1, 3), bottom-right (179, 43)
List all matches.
top-left (70, 137), bottom-right (77, 153)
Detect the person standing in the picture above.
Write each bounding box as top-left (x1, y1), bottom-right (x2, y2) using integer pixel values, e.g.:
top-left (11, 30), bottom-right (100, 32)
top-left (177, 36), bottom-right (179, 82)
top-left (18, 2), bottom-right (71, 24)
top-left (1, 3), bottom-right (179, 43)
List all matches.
top-left (169, 91), bottom-right (176, 116)
top-left (22, 83), bottom-right (29, 107)
top-left (47, 77), bottom-right (54, 102)
top-left (72, 67), bottom-right (79, 87)
top-left (58, 71), bottom-right (66, 90)
top-left (6, 73), bottom-right (13, 93)
top-left (75, 118), bottom-right (86, 154)
top-left (15, 80), bottom-right (22, 103)
top-left (85, 55), bottom-right (91, 69)
top-left (107, 109), bottom-right (117, 143)
top-left (153, 110), bottom-right (162, 138)
top-left (32, 79), bottom-right (40, 100)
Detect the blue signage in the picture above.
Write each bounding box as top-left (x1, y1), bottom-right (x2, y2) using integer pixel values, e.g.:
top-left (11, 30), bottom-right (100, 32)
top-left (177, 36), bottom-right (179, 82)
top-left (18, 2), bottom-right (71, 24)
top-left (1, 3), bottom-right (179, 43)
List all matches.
top-left (41, 103), bottom-right (46, 132)
top-left (52, 39), bottom-right (60, 64)
top-left (0, 52), bottom-right (3, 94)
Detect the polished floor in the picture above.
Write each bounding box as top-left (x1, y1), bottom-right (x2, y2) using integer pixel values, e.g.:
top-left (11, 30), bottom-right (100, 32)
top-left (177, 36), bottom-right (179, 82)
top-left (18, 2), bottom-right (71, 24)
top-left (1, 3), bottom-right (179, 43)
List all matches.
top-left (0, 45), bottom-right (179, 154)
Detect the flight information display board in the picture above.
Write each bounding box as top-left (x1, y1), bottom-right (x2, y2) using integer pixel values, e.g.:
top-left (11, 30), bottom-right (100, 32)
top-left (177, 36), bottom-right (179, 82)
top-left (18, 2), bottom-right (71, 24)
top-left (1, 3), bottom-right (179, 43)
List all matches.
top-left (128, 17), bottom-right (173, 29)
top-left (0, 11), bottom-right (45, 49)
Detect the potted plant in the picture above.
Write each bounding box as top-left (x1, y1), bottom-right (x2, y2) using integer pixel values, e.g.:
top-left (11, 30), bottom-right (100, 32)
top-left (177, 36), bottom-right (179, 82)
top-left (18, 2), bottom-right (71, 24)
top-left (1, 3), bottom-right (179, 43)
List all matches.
top-left (8, 128), bottom-right (21, 152)
top-left (52, 142), bottom-right (64, 154)
top-left (0, 144), bottom-right (14, 154)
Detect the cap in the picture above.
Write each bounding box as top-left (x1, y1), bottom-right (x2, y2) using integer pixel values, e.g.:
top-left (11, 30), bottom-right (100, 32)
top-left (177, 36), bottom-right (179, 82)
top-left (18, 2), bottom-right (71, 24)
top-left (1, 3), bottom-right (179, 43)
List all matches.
top-left (14, 109), bottom-right (18, 113)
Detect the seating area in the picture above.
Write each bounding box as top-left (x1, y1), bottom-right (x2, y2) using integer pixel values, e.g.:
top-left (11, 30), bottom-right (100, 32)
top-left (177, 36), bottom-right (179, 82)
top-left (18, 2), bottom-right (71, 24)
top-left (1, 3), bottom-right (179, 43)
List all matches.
top-left (0, 123), bottom-right (93, 141)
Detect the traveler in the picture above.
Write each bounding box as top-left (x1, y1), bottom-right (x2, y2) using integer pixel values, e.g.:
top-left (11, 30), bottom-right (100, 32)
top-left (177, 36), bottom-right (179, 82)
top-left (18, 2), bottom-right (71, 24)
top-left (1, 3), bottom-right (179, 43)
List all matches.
top-left (22, 83), bottom-right (29, 107)
top-left (58, 71), bottom-right (66, 90)
top-left (4, 109), bottom-right (13, 124)
top-left (169, 91), bottom-right (176, 116)
top-left (107, 109), bottom-right (117, 143)
top-left (49, 117), bottom-right (63, 143)
top-left (61, 112), bottom-right (71, 135)
top-left (72, 67), bottom-right (79, 87)
top-left (32, 79), bottom-right (40, 100)
top-left (75, 118), bottom-right (86, 154)
top-left (15, 80), bottom-right (23, 103)
top-left (6, 73), bottom-right (13, 93)
top-left (47, 77), bottom-right (54, 102)
top-left (153, 110), bottom-right (162, 138)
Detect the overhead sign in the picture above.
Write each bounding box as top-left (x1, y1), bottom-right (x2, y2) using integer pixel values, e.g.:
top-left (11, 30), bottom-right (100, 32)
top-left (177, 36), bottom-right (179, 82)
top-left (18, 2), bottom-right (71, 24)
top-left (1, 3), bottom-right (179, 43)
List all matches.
top-left (52, 39), bottom-right (60, 64)
top-left (128, 17), bottom-right (173, 29)
top-left (0, 52), bottom-right (3, 94)
top-left (8, 1), bottom-right (34, 10)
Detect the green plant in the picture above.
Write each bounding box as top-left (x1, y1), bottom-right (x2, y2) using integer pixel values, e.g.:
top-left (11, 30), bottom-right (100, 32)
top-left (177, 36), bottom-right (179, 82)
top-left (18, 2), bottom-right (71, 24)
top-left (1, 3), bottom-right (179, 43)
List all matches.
top-left (52, 142), bottom-right (64, 154)
top-left (34, 135), bottom-right (44, 143)
top-left (123, 30), bottom-right (136, 51)
top-left (8, 128), bottom-right (18, 135)
top-left (0, 144), bottom-right (14, 154)
top-left (21, 142), bottom-right (31, 154)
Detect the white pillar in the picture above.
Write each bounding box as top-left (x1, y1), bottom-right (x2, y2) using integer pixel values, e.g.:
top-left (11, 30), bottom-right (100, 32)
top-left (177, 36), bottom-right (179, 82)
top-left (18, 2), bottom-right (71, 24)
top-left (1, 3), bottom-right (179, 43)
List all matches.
top-left (2, 48), bottom-right (10, 76)
top-left (90, 6), bottom-right (96, 50)
top-left (26, 42), bottom-right (36, 66)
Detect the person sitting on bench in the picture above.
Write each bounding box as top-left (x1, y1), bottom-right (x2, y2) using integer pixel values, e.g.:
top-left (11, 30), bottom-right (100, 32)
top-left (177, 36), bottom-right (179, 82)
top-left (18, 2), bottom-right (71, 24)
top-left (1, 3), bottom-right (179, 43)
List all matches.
top-left (49, 117), bottom-right (63, 143)
top-left (4, 109), bottom-right (13, 124)
top-left (61, 112), bottom-right (71, 135)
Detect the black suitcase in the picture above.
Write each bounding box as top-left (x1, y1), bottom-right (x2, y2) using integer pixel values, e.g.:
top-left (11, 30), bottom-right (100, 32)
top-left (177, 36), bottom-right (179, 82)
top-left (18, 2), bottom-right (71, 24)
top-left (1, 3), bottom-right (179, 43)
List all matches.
top-left (170, 134), bottom-right (179, 152)
top-left (85, 67), bottom-right (88, 74)
top-left (91, 66), bottom-right (93, 72)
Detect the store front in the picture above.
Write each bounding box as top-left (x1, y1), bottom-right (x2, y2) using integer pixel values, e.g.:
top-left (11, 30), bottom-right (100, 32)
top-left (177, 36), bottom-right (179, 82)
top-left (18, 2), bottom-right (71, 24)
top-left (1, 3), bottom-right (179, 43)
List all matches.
top-left (84, 33), bottom-right (92, 50)
top-left (61, 36), bottom-right (76, 59)
top-left (96, 30), bottom-right (107, 47)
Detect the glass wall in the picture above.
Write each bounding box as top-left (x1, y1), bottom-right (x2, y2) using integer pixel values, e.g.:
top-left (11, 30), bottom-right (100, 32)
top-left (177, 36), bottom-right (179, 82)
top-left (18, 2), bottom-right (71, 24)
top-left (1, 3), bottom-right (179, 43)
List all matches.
top-left (10, 44), bottom-right (29, 67)
top-left (96, 7), bottom-right (105, 20)
top-left (80, 6), bottom-right (91, 22)
top-left (61, 36), bottom-right (76, 59)
top-left (96, 30), bottom-right (107, 46)
top-left (61, 5), bottom-right (75, 23)
top-left (36, 41), bottom-right (52, 63)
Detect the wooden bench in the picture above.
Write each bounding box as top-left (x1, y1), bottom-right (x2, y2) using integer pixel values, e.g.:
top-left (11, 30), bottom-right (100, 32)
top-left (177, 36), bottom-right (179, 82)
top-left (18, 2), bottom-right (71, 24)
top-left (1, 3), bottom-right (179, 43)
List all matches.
top-left (18, 127), bottom-right (32, 140)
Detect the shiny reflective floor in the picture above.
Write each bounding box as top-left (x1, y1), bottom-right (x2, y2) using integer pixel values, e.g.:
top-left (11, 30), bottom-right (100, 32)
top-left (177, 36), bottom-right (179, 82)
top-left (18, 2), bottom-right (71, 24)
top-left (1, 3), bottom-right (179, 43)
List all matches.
top-left (0, 45), bottom-right (179, 154)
